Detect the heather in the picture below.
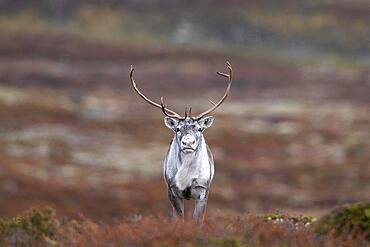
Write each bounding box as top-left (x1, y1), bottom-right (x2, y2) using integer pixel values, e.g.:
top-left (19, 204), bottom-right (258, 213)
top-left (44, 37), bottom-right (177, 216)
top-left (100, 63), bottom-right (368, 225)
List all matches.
top-left (0, 205), bottom-right (369, 247)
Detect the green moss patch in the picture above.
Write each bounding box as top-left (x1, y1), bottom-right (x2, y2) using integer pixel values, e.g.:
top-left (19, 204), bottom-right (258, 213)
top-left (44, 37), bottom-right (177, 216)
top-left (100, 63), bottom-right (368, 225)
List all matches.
top-left (0, 207), bottom-right (57, 245)
top-left (259, 213), bottom-right (317, 225)
top-left (315, 201), bottom-right (370, 240)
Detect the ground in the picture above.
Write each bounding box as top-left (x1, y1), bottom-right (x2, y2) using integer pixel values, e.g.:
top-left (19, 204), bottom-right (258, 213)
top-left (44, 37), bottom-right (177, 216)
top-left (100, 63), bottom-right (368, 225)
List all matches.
top-left (0, 32), bottom-right (369, 223)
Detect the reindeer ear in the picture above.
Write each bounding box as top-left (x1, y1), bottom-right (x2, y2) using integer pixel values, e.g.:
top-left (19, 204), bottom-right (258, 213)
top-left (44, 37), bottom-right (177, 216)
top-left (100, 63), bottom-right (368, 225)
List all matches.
top-left (198, 116), bottom-right (214, 129)
top-left (164, 117), bottom-right (179, 130)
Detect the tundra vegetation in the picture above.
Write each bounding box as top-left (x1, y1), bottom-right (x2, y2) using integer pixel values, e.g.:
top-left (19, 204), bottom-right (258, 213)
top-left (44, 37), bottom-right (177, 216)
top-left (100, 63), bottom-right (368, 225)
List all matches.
top-left (0, 1), bottom-right (369, 246)
top-left (0, 203), bottom-right (369, 246)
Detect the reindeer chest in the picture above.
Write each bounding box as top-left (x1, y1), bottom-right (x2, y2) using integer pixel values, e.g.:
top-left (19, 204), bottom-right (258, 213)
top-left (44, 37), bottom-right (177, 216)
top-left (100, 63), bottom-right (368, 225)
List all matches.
top-left (174, 160), bottom-right (210, 192)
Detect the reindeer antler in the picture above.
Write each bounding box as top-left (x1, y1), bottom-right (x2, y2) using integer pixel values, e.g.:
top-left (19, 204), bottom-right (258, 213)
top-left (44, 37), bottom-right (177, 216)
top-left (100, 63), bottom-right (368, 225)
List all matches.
top-left (129, 62), bottom-right (232, 120)
top-left (130, 65), bottom-right (182, 119)
top-left (194, 62), bottom-right (232, 120)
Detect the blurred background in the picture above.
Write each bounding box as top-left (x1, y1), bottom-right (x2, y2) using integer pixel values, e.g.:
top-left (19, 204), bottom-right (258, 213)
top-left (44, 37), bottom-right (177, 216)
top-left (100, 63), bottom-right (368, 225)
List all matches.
top-left (0, 0), bottom-right (369, 221)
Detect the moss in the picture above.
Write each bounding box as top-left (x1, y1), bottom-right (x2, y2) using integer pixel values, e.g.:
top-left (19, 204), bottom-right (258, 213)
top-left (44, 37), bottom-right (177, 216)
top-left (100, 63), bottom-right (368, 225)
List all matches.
top-left (259, 213), bottom-right (317, 225)
top-left (315, 201), bottom-right (370, 240)
top-left (259, 213), bottom-right (286, 221)
top-left (0, 207), bottom-right (57, 245)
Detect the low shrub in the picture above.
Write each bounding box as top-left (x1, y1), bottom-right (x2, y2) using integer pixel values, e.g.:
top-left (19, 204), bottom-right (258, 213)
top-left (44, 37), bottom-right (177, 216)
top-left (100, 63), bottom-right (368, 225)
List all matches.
top-left (1, 203), bottom-right (369, 246)
top-left (315, 201), bottom-right (370, 240)
top-left (0, 207), bottom-right (57, 246)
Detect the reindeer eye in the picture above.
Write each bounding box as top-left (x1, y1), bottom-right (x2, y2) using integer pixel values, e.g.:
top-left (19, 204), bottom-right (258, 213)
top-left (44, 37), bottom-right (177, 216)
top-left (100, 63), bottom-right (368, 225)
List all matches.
top-left (176, 128), bottom-right (180, 132)
top-left (198, 128), bottom-right (202, 132)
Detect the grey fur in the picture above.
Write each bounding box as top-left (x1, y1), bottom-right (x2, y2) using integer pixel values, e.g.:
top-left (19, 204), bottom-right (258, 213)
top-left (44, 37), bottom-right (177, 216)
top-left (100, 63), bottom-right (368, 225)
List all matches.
top-left (163, 116), bottom-right (214, 223)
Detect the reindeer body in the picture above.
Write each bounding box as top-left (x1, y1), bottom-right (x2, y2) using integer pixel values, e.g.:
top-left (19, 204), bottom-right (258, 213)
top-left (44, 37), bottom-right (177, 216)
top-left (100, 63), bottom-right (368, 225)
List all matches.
top-left (129, 62), bottom-right (232, 223)
top-left (165, 132), bottom-right (214, 192)
top-left (164, 126), bottom-right (214, 222)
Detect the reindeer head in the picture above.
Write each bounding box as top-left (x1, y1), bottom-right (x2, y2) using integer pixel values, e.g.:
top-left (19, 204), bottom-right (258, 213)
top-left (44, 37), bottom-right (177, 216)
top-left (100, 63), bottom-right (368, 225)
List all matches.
top-left (163, 116), bottom-right (214, 153)
top-left (129, 62), bottom-right (232, 153)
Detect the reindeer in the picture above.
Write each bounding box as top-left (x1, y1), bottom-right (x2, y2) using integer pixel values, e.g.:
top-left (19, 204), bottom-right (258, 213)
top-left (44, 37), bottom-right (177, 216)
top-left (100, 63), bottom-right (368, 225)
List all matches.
top-left (129, 62), bottom-right (232, 223)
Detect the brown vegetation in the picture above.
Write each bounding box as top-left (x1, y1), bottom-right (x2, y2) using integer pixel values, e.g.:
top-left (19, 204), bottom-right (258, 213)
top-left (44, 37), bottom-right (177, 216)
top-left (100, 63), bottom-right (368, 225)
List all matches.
top-left (1, 207), bottom-right (369, 247)
top-left (0, 31), bottom-right (369, 222)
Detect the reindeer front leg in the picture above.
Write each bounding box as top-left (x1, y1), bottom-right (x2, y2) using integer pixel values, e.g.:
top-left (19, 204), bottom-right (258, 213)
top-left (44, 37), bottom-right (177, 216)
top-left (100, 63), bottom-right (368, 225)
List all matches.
top-left (168, 189), bottom-right (184, 218)
top-left (192, 186), bottom-right (209, 224)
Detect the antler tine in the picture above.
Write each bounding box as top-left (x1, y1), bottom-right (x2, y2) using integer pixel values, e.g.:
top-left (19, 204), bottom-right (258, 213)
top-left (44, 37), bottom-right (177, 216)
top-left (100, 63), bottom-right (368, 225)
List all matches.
top-left (130, 65), bottom-right (182, 119)
top-left (184, 107), bottom-right (188, 118)
top-left (208, 99), bottom-right (216, 106)
top-left (160, 96), bottom-right (181, 118)
top-left (188, 107), bottom-right (192, 118)
top-left (194, 62), bottom-right (233, 120)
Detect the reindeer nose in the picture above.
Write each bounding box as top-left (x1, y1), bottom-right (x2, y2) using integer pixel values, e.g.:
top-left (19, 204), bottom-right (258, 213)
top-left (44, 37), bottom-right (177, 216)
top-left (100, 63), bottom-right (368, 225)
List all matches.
top-left (182, 139), bottom-right (195, 145)
top-left (182, 135), bottom-right (196, 146)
